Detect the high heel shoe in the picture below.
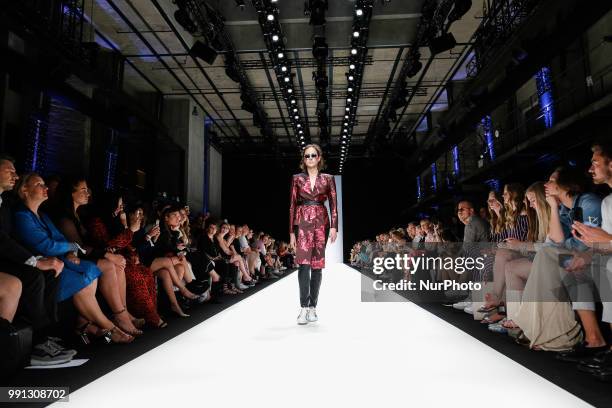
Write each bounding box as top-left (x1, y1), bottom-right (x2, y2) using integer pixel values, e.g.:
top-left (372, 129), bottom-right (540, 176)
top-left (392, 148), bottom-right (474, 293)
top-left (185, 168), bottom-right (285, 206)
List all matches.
top-left (112, 308), bottom-right (144, 336)
top-left (75, 321), bottom-right (93, 345)
top-left (101, 326), bottom-right (134, 344)
top-left (132, 317), bottom-right (146, 330)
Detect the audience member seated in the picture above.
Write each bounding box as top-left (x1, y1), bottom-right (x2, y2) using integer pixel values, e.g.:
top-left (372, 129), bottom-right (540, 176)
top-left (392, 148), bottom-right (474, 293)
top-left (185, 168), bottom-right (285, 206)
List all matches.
top-left (53, 176), bottom-right (142, 336)
top-left (13, 173), bottom-right (134, 344)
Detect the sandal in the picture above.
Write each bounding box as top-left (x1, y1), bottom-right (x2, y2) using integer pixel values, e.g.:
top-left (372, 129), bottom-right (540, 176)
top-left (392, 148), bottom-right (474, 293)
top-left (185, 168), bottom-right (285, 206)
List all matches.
top-left (112, 308), bottom-right (143, 337)
top-left (101, 326), bottom-right (134, 344)
top-left (157, 319), bottom-right (168, 329)
top-left (132, 317), bottom-right (146, 330)
top-left (477, 293), bottom-right (501, 313)
top-left (502, 319), bottom-right (519, 329)
top-left (75, 321), bottom-right (93, 345)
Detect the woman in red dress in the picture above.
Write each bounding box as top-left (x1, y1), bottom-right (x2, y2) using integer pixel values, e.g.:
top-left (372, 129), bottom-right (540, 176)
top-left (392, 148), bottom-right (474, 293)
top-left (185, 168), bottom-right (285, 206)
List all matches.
top-left (289, 144), bottom-right (338, 325)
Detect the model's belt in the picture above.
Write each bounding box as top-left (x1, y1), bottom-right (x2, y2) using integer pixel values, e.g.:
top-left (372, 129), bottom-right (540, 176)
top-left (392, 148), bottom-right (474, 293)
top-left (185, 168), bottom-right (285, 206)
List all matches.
top-left (298, 200), bottom-right (324, 206)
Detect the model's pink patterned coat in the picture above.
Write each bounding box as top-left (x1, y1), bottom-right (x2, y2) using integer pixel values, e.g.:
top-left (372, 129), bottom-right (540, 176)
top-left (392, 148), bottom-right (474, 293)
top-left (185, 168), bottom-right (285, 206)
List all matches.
top-left (289, 172), bottom-right (338, 269)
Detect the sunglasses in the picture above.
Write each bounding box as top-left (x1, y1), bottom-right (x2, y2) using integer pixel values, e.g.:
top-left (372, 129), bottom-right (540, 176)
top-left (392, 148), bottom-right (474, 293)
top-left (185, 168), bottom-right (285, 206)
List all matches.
top-left (304, 153), bottom-right (318, 159)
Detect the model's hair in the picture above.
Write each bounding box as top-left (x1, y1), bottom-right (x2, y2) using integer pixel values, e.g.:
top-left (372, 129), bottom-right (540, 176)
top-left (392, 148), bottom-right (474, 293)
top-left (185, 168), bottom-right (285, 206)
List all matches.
top-left (525, 182), bottom-right (550, 242)
top-left (15, 172), bottom-right (41, 201)
top-left (554, 166), bottom-right (589, 197)
top-left (592, 142), bottom-right (612, 162)
top-left (503, 183), bottom-right (525, 230)
top-left (487, 190), bottom-right (505, 234)
top-left (299, 144), bottom-right (326, 171)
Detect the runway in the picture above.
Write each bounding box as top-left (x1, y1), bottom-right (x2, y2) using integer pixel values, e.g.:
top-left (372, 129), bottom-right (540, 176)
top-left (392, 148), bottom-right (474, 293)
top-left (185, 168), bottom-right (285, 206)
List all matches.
top-left (56, 263), bottom-right (591, 408)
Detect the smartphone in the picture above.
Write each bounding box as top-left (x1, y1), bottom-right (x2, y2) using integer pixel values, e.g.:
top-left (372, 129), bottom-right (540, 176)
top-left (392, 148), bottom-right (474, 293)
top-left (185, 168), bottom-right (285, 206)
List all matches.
top-left (572, 207), bottom-right (583, 238)
top-left (572, 207), bottom-right (583, 223)
top-left (155, 219), bottom-right (160, 227)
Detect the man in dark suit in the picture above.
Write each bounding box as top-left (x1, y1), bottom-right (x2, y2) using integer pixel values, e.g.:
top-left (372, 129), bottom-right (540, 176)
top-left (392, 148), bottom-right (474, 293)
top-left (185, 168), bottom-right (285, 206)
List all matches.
top-left (0, 155), bottom-right (74, 366)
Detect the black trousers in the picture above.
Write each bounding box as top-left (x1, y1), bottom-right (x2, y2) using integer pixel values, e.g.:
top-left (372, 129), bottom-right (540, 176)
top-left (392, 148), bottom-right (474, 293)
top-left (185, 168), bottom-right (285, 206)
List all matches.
top-left (298, 264), bottom-right (322, 308)
top-left (0, 260), bottom-right (59, 339)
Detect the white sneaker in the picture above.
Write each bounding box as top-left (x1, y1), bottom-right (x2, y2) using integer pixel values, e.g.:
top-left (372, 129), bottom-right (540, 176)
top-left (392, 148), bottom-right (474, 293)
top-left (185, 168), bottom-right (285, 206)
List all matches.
top-left (237, 283), bottom-right (249, 290)
top-left (452, 301), bottom-right (471, 310)
top-left (464, 305), bottom-right (474, 315)
top-left (306, 307), bottom-right (318, 322)
top-left (297, 307), bottom-right (308, 325)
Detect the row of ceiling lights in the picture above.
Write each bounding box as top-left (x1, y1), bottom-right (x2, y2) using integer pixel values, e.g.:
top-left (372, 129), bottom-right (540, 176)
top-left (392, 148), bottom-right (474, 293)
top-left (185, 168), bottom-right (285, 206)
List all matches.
top-left (339, 0), bottom-right (373, 174)
top-left (253, 0), bottom-right (307, 150)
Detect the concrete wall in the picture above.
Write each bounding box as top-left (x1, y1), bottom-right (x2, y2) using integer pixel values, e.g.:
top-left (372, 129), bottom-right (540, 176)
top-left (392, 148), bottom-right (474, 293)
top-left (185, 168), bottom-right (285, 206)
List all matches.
top-left (208, 145), bottom-right (222, 218)
top-left (162, 98), bottom-right (205, 210)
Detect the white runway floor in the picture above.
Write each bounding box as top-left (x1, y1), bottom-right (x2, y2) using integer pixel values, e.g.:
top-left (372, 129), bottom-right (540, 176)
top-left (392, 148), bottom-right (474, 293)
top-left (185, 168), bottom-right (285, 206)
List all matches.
top-left (57, 264), bottom-right (591, 408)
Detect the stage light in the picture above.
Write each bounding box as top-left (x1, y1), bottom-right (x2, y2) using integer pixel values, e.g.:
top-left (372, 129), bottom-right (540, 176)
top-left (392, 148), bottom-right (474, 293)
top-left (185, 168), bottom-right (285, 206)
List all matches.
top-left (284, 76), bottom-right (290, 82)
top-left (272, 34), bottom-right (279, 42)
top-left (293, 108), bottom-right (298, 112)
top-left (291, 99), bottom-right (296, 104)
top-left (429, 32), bottom-right (457, 55)
top-left (356, 8), bottom-right (363, 16)
top-left (278, 52), bottom-right (284, 58)
top-left (348, 87), bottom-right (353, 92)
top-left (343, 129), bottom-right (348, 133)
top-left (344, 114), bottom-right (349, 119)
top-left (287, 88), bottom-right (293, 93)
top-left (348, 75), bottom-right (354, 81)
top-left (448, 0), bottom-right (472, 23)
top-left (294, 115), bottom-right (299, 119)
top-left (281, 65), bottom-right (287, 72)
top-left (353, 31), bottom-right (360, 38)
top-left (299, 130), bottom-right (303, 134)
top-left (344, 122), bottom-right (348, 126)
top-left (347, 98), bottom-right (352, 103)
top-left (189, 41), bottom-right (218, 65)
top-left (267, 14), bottom-right (274, 21)
top-left (351, 48), bottom-right (357, 55)
top-left (345, 107), bottom-right (350, 111)
top-left (349, 63), bottom-right (355, 70)
top-left (297, 123), bottom-right (301, 127)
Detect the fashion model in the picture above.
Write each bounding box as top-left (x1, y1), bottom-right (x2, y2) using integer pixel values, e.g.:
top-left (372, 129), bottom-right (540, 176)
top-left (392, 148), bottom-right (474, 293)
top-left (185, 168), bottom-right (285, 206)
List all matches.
top-left (288, 144), bottom-right (338, 325)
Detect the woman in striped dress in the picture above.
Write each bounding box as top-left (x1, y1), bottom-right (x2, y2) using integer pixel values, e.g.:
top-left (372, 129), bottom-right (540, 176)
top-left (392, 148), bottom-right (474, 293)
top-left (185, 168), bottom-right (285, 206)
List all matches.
top-left (479, 183), bottom-right (530, 317)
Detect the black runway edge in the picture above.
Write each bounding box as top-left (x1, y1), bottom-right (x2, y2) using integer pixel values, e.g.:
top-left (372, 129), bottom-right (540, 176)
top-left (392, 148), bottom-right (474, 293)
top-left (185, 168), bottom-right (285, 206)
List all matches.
top-left (3, 269), bottom-right (296, 408)
top-left (352, 264), bottom-right (611, 408)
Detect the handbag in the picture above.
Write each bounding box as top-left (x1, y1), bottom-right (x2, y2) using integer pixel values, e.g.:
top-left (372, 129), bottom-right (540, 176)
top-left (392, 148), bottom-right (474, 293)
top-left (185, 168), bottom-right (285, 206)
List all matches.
top-left (0, 318), bottom-right (33, 381)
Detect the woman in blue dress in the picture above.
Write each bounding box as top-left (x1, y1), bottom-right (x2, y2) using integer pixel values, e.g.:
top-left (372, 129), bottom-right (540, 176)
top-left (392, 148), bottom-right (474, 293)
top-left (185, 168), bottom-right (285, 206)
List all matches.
top-left (13, 173), bottom-right (133, 344)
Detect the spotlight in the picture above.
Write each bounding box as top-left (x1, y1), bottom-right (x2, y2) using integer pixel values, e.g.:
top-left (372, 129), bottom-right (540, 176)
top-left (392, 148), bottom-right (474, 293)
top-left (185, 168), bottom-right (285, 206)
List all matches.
top-left (312, 36), bottom-right (329, 60)
top-left (189, 41), bottom-right (218, 65)
top-left (349, 63), bottom-right (356, 70)
top-left (267, 14), bottom-right (274, 21)
top-left (353, 31), bottom-right (360, 38)
top-left (294, 115), bottom-right (299, 119)
top-left (347, 87), bottom-right (353, 92)
top-left (297, 123), bottom-right (301, 127)
top-left (348, 75), bottom-right (354, 81)
top-left (344, 114), bottom-right (349, 119)
top-left (344, 122), bottom-right (348, 126)
top-left (343, 129), bottom-right (348, 133)
top-left (281, 65), bottom-right (287, 72)
top-left (284, 76), bottom-right (290, 82)
top-left (356, 8), bottom-right (363, 16)
top-left (278, 52), bottom-right (284, 58)
top-left (293, 108), bottom-right (298, 112)
top-left (351, 48), bottom-right (358, 55)
top-left (429, 32), bottom-right (457, 55)
top-left (291, 99), bottom-right (296, 104)
top-left (448, 0), bottom-right (472, 23)
top-left (299, 130), bottom-right (303, 134)
top-left (287, 88), bottom-right (293, 93)
top-left (174, 8), bottom-right (197, 33)
top-left (345, 107), bottom-right (350, 111)
top-left (272, 34), bottom-right (280, 42)
top-left (347, 98), bottom-right (352, 103)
